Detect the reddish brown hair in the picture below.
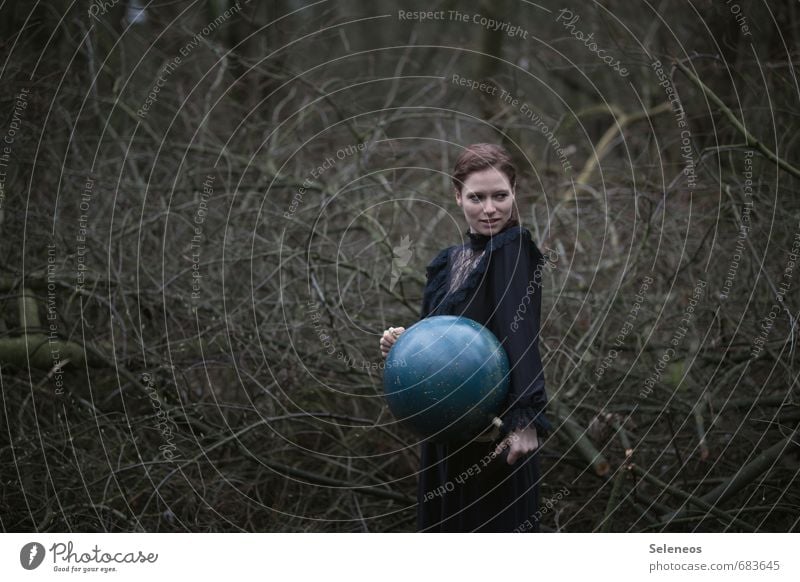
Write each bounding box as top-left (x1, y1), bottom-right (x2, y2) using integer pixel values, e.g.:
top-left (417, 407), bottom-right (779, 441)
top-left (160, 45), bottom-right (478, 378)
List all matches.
top-left (451, 143), bottom-right (517, 194)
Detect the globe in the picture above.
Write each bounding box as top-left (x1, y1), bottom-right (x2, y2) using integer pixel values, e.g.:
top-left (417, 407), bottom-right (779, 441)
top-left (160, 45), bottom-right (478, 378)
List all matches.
top-left (383, 315), bottom-right (510, 442)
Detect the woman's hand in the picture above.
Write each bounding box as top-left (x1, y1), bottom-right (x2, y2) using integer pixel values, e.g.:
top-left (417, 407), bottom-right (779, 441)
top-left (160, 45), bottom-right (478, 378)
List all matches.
top-left (496, 426), bottom-right (539, 465)
top-left (379, 326), bottom-right (406, 359)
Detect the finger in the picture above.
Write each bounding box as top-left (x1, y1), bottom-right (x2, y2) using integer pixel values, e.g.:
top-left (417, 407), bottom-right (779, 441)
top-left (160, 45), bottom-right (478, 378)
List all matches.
top-left (506, 450), bottom-right (519, 465)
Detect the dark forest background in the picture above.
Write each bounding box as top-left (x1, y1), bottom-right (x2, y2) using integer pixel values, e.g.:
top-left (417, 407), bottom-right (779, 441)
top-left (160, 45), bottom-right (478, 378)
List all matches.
top-left (1, 0), bottom-right (799, 532)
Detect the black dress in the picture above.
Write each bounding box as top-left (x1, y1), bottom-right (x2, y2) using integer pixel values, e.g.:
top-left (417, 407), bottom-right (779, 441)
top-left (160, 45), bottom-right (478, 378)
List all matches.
top-left (416, 221), bottom-right (553, 532)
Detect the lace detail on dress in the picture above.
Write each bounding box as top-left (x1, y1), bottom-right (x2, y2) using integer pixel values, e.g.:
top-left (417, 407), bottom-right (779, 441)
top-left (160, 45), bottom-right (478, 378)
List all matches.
top-left (446, 246), bottom-right (486, 295)
top-left (422, 226), bottom-right (525, 318)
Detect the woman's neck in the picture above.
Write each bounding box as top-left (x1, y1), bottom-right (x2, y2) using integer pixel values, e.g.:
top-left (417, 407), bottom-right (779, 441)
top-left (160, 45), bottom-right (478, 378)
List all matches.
top-left (468, 216), bottom-right (519, 235)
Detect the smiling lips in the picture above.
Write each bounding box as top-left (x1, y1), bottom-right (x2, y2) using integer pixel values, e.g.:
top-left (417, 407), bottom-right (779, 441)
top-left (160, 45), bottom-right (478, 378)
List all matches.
top-left (482, 219), bottom-right (500, 225)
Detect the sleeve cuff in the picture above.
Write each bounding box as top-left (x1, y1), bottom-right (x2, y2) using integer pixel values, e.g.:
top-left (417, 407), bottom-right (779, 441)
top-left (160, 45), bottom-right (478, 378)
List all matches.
top-left (500, 406), bottom-right (553, 440)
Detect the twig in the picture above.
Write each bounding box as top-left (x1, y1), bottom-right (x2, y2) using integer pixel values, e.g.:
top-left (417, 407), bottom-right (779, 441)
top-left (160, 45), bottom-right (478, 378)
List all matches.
top-left (665, 425), bottom-right (799, 523)
top-left (674, 60), bottom-right (800, 180)
top-left (598, 463), bottom-right (629, 532)
top-left (552, 398), bottom-right (610, 476)
top-left (630, 464), bottom-right (757, 531)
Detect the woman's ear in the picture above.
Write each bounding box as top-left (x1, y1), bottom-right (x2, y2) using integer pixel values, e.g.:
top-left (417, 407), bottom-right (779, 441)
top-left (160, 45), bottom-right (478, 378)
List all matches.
top-left (454, 188), bottom-right (462, 207)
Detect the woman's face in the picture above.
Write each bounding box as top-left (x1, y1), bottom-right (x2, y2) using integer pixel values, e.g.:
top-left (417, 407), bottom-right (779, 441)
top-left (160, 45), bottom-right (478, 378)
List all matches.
top-left (455, 166), bottom-right (515, 235)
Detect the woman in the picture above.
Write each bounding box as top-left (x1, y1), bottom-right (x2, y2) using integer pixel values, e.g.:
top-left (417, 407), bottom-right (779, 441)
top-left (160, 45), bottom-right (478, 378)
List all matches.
top-left (380, 143), bottom-right (553, 532)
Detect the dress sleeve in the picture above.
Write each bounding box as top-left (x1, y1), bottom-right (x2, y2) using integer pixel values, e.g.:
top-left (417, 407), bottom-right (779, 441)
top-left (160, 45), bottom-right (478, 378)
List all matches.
top-left (419, 247), bottom-right (450, 319)
top-left (487, 232), bottom-right (553, 439)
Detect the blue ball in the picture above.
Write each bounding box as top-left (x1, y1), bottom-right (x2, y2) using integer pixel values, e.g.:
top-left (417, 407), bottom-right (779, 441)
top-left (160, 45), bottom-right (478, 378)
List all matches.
top-left (383, 316), bottom-right (510, 442)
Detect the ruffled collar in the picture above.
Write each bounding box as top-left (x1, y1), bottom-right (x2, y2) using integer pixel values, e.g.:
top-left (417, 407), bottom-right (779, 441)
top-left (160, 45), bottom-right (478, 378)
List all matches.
top-left (465, 217), bottom-right (519, 250)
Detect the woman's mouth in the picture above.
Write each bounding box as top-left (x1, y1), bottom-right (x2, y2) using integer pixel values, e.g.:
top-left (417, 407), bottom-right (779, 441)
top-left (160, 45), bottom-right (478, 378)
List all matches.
top-left (481, 219), bottom-right (500, 226)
